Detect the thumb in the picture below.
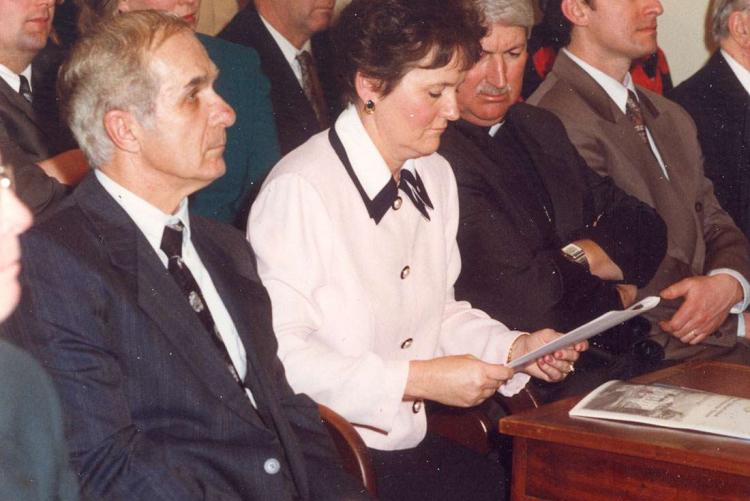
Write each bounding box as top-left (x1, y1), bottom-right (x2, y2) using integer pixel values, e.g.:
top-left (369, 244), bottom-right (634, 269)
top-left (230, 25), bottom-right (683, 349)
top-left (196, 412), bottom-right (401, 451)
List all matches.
top-left (661, 278), bottom-right (691, 300)
top-left (484, 362), bottom-right (513, 382)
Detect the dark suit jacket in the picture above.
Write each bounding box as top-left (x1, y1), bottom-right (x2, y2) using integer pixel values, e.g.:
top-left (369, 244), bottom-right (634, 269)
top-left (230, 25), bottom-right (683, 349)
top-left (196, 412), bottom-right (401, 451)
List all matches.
top-left (0, 45), bottom-right (73, 214)
top-left (219, 6), bottom-right (342, 155)
top-left (190, 34), bottom-right (280, 228)
top-left (529, 51), bottom-right (750, 360)
top-left (1, 174), bottom-right (366, 500)
top-left (669, 51), bottom-right (750, 238)
top-left (0, 340), bottom-right (79, 501)
top-left (439, 104), bottom-right (666, 334)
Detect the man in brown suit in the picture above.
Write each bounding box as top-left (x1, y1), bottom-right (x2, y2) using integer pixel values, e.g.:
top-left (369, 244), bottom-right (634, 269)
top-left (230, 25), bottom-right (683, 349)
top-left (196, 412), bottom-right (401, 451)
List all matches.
top-left (528, 0), bottom-right (750, 362)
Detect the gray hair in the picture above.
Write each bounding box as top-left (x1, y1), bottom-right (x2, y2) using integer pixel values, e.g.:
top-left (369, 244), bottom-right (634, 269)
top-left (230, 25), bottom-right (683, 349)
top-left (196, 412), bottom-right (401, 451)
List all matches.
top-left (474, 0), bottom-right (535, 32)
top-left (59, 11), bottom-right (191, 168)
top-left (712, 0), bottom-right (750, 42)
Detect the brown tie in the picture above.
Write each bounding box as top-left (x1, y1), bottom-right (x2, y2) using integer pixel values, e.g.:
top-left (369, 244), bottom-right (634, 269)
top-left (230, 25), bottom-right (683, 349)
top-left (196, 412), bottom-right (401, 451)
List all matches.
top-left (625, 90), bottom-right (649, 144)
top-left (296, 50), bottom-right (329, 129)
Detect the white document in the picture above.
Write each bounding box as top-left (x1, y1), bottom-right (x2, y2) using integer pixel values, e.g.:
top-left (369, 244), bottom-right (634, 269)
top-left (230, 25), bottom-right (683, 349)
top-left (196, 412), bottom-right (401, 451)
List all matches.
top-left (507, 296), bottom-right (660, 369)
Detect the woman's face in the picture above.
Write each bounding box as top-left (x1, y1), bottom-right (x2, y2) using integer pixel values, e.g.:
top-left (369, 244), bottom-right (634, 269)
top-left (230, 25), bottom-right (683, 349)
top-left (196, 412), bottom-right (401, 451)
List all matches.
top-left (0, 167), bottom-right (32, 323)
top-left (360, 52), bottom-right (465, 172)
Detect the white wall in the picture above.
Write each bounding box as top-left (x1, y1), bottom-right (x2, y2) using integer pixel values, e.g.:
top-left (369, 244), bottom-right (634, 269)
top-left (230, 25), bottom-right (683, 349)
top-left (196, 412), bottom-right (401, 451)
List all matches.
top-left (659, 0), bottom-right (713, 86)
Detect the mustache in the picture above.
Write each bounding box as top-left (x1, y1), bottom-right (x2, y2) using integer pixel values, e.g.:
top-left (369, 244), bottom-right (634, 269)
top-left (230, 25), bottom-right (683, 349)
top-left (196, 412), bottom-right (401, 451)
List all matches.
top-left (477, 83), bottom-right (513, 96)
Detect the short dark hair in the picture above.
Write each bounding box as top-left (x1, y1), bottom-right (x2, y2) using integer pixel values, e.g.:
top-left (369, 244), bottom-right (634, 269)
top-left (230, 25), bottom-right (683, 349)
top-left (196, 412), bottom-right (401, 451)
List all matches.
top-left (334, 0), bottom-right (486, 104)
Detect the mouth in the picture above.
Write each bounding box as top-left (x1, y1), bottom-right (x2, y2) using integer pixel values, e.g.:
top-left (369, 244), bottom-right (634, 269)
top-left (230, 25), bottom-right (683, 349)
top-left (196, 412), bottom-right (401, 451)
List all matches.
top-left (182, 13), bottom-right (197, 25)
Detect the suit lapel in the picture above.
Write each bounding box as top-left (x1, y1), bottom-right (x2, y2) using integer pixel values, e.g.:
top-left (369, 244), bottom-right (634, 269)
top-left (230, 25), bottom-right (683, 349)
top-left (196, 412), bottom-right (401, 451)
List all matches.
top-left (73, 175), bottom-right (261, 427)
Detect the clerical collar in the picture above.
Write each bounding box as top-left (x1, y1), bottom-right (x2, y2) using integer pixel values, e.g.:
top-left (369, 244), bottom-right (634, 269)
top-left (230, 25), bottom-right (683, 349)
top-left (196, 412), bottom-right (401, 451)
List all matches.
top-left (330, 105), bottom-right (432, 223)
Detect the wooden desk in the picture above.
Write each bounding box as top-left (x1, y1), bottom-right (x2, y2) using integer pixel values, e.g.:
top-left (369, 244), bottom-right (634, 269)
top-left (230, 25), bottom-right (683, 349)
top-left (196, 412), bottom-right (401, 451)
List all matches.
top-left (500, 361), bottom-right (750, 500)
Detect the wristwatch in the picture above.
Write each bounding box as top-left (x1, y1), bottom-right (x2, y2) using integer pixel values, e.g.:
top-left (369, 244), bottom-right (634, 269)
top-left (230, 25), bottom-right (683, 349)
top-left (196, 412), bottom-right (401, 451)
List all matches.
top-left (561, 243), bottom-right (590, 272)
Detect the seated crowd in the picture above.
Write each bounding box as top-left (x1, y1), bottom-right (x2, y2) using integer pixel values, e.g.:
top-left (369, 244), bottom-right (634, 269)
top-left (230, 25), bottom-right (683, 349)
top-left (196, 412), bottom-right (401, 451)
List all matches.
top-left (0, 0), bottom-right (748, 500)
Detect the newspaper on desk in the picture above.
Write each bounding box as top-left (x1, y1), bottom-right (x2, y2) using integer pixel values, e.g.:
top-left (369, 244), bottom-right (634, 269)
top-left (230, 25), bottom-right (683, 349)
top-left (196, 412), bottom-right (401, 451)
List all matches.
top-left (570, 380), bottom-right (750, 440)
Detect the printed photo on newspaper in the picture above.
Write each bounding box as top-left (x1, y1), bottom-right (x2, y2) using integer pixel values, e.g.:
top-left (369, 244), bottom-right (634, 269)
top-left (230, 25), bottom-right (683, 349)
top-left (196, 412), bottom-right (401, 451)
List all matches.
top-left (570, 380), bottom-right (750, 440)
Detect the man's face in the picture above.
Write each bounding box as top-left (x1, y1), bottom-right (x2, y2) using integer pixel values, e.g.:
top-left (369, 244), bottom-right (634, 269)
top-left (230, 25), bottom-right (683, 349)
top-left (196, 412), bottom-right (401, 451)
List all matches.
top-left (0, 0), bottom-right (55, 68)
top-left (134, 32), bottom-right (235, 198)
top-left (282, 0), bottom-right (334, 39)
top-left (582, 0), bottom-right (663, 64)
top-left (119, 0), bottom-right (199, 28)
top-left (457, 23), bottom-right (527, 127)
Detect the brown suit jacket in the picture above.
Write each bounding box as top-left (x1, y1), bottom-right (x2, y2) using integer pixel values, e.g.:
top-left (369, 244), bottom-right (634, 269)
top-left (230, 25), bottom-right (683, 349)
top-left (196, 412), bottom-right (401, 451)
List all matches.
top-left (528, 51), bottom-right (750, 360)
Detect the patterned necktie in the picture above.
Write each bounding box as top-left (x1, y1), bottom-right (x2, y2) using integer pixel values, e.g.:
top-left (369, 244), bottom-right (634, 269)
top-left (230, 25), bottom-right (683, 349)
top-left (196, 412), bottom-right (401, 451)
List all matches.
top-left (296, 50), bottom-right (329, 129)
top-left (399, 170), bottom-right (433, 220)
top-left (160, 222), bottom-right (247, 390)
top-left (18, 75), bottom-right (32, 104)
top-left (625, 90), bottom-right (649, 144)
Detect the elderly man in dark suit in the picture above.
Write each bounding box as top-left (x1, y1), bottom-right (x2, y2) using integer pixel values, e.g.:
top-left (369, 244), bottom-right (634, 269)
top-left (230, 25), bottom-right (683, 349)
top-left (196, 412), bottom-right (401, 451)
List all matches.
top-left (0, 0), bottom-right (87, 214)
top-left (219, 0), bottom-right (341, 154)
top-left (528, 0), bottom-right (750, 362)
top-left (0, 164), bottom-right (78, 501)
top-left (0, 12), bottom-right (367, 500)
top-left (669, 0), bottom-right (750, 239)
top-left (438, 0), bottom-right (666, 399)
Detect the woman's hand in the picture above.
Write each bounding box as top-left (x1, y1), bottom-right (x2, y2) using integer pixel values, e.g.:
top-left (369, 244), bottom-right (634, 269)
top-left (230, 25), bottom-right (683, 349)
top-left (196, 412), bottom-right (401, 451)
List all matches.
top-left (512, 329), bottom-right (588, 382)
top-left (404, 355), bottom-right (515, 408)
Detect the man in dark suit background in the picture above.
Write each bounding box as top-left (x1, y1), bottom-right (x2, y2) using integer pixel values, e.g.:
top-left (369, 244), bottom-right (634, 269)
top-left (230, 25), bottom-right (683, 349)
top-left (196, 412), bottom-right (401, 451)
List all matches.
top-left (669, 0), bottom-right (750, 239)
top-left (0, 0), bottom-right (87, 214)
top-left (438, 0), bottom-right (666, 400)
top-left (219, 0), bottom-right (342, 154)
top-left (1, 12), bottom-right (367, 500)
top-left (528, 0), bottom-right (750, 362)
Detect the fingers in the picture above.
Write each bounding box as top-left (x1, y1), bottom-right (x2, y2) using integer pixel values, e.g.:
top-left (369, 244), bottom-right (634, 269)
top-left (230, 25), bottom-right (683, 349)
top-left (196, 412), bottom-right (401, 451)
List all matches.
top-left (660, 278), bottom-right (692, 301)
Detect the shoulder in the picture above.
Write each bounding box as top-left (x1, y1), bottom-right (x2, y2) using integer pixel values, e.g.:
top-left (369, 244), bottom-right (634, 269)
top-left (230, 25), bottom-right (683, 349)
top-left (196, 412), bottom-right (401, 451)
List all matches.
top-left (264, 130), bottom-right (337, 184)
top-left (197, 34), bottom-right (262, 68)
top-left (0, 341), bottom-right (52, 388)
top-left (640, 86), bottom-right (694, 123)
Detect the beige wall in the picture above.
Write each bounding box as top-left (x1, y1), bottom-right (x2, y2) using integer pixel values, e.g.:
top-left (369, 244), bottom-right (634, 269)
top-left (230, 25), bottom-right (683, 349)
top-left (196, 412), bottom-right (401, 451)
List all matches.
top-left (659, 0), bottom-right (714, 86)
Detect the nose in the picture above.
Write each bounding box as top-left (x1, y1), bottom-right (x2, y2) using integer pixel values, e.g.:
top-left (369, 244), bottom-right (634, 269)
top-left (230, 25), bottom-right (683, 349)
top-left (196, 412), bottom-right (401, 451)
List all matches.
top-left (1, 190), bottom-right (33, 237)
top-left (210, 92), bottom-right (236, 128)
top-left (442, 88), bottom-right (460, 121)
top-left (647, 0), bottom-right (663, 16)
top-left (486, 54), bottom-right (507, 89)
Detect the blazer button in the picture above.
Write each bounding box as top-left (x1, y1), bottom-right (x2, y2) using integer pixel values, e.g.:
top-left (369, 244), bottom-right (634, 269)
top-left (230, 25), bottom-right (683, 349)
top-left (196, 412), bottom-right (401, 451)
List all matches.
top-left (392, 196), bottom-right (403, 210)
top-left (695, 202), bottom-right (703, 212)
top-left (400, 338), bottom-right (413, 349)
top-left (412, 399), bottom-right (423, 414)
top-left (400, 265), bottom-right (411, 279)
top-left (263, 458), bottom-right (281, 475)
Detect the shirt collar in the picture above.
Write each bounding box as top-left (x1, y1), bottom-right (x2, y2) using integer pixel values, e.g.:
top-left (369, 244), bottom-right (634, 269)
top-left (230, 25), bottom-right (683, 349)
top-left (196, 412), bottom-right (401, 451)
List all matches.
top-left (721, 49), bottom-right (750, 97)
top-left (95, 169), bottom-right (191, 253)
top-left (259, 13), bottom-right (312, 76)
top-left (563, 48), bottom-right (633, 114)
top-left (488, 121), bottom-right (505, 137)
top-left (333, 105), bottom-right (425, 223)
top-left (0, 64), bottom-right (32, 95)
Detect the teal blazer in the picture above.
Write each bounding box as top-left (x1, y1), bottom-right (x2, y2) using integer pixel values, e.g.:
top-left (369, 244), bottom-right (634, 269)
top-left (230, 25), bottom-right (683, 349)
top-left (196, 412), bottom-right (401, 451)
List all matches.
top-left (191, 34), bottom-right (280, 228)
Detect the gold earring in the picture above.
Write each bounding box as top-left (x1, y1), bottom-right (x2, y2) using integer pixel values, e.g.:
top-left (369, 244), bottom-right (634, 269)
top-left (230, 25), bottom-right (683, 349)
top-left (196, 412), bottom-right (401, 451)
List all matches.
top-left (364, 99), bottom-right (375, 114)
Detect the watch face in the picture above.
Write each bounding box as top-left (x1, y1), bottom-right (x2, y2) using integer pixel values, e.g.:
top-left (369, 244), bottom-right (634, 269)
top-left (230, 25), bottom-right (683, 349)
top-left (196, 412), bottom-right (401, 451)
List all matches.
top-left (562, 243), bottom-right (588, 267)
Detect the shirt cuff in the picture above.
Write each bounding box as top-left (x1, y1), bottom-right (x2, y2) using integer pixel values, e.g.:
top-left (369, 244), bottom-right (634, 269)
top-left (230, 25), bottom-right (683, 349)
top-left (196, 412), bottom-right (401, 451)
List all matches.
top-left (708, 268), bottom-right (750, 313)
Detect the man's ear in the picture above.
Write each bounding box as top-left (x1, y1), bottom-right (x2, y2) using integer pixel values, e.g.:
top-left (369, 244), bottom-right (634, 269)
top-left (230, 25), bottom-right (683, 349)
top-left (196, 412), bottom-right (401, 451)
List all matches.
top-left (117, 0), bottom-right (132, 13)
top-left (561, 0), bottom-right (592, 27)
top-left (354, 71), bottom-right (383, 106)
top-left (728, 10), bottom-right (750, 49)
top-left (103, 109), bottom-right (140, 154)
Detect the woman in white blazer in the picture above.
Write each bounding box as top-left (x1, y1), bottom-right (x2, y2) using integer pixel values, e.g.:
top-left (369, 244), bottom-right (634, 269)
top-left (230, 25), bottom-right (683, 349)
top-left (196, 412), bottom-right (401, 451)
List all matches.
top-left (248, 0), bottom-right (586, 498)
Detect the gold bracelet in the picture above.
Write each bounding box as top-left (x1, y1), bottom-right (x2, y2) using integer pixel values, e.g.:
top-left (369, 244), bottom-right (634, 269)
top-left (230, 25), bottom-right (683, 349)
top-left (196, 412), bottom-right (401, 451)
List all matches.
top-left (507, 333), bottom-right (530, 364)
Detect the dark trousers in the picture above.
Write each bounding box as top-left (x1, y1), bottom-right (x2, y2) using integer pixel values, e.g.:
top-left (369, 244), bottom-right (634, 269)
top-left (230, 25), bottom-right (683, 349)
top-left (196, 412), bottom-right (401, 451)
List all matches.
top-left (368, 432), bottom-right (505, 501)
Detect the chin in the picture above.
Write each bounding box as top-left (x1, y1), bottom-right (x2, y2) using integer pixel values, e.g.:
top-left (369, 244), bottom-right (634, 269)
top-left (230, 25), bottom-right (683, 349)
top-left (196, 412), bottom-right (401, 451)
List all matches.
top-left (0, 283), bottom-right (20, 324)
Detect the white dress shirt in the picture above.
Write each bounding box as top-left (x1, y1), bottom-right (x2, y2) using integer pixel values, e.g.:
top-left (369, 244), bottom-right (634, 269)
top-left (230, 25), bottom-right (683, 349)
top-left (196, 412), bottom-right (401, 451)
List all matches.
top-left (248, 105), bottom-right (529, 450)
top-left (721, 49), bottom-right (750, 96)
top-left (563, 49), bottom-right (750, 332)
top-left (259, 14), bottom-right (312, 87)
top-left (0, 64), bottom-right (32, 95)
top-left (95, 170), bottom-right (257, 405)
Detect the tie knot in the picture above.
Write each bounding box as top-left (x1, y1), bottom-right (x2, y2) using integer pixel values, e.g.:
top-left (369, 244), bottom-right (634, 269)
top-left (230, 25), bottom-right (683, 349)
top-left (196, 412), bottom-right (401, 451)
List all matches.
top-left (18, 75), bottom-right (32, 104)
top-left (160, 221), bottom-right (185, 259)
top-left (296, 50), bottom-right (313, 67)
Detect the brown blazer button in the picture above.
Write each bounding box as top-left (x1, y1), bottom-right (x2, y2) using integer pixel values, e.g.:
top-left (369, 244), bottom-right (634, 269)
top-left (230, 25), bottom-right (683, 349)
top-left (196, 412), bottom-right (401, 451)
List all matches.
top-left (400, 338), bottom-right (413, 349)
top-left (412, 400), bottom-right (423, 413)
top-left (695, 202), bottom-right (703, 212)
top-left (392, 196), bottom-right (403, 210)
top-left (400, 265), bottom-right (411, 279)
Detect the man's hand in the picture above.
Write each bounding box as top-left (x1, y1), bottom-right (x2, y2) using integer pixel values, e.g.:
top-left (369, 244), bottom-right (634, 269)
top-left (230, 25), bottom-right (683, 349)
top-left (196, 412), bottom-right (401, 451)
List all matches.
top-left (405, 356), bottom-right (514, 407)
top-left (512, 329), bottom-right (587, 382)
top-left (659, 274), bottom-right (742, 345)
